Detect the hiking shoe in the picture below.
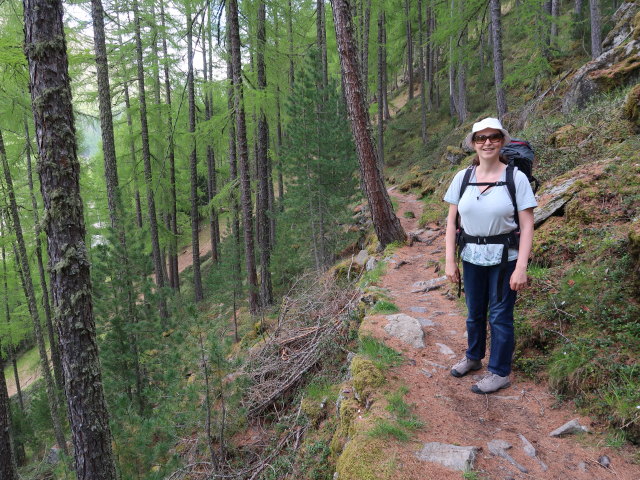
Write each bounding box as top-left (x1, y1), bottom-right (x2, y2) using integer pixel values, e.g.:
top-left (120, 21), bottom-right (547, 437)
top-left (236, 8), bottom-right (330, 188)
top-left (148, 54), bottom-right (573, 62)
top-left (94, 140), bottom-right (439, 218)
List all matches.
top-left (471, 373), bottom-right (511, 394)
top-left (450, 356), bottom-right (482, 378)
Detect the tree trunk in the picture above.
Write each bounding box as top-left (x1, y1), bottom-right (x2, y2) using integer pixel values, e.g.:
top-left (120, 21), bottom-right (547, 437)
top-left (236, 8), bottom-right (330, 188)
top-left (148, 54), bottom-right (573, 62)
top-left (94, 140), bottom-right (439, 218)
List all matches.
top-left (317, 0), bottom-right (329, 89)
top-left (331, 0), bottom-right (406, 248)
top-left (159, 0), bottom-right (180, 291)
top-left (589, 0), bottom-right (602, 58)
top-left (457, 0), bottom-right (468, 123)
top-left (377, 10), bottom-right (385, 169)
top-left (1, 227), bottom-right (24, 413)
top-left (417, 0), bottom-right (427, 143)
top-left (428, 2), bottom-right (436, 108)
top-left (132, 0), bottom-right (169, 318)
top-left (361, 0), bottom-right (372, 100)
top-left (274, 11), bottom-right (285, 212)
top-left (288, 0), bottom-right (295, 88)
top-left (186, 5), bottom-right (204, 302)
top-left (256, 0), bottom-right (273, 307)
top-left (0, 348), bottom-right (17, 480)
top-left (551, 0), bottom-right (559, 46)
top-left (203, 5), bottom-right (219, 264)
top-left (24, 121), bottom-right (64, 392)
top-left (575, 0), bottom-right (583, 16)
top-left (228, 0), bottom-right (259, 314)
top-left (23, 0), bottom-right (119, 473)
top-left (0, 130), bottom-right (68, 457)
top-left (489, 0), bottom-right (508, 119)
top-left (404, 0), bottom-right (414, 100)
top-left (382, 12), bottom-right (391, 120)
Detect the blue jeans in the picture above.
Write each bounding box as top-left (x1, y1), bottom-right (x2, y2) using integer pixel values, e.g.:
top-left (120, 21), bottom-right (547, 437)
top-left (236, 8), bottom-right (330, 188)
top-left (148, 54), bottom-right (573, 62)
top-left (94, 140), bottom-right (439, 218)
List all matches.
top-left (462, 260), bottom-right (517, 377)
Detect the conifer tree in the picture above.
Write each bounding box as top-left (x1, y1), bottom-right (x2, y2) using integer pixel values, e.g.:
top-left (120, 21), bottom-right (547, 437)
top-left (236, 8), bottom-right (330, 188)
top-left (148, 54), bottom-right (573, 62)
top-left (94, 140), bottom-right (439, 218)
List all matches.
top-left (22, 0), bottom-right (117, 474)
top-left (490, 0), bottom-right (508, 119)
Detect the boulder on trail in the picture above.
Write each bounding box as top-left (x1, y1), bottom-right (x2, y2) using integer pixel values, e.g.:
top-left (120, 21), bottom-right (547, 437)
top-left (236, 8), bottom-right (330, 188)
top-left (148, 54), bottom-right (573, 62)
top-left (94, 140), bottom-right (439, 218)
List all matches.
top-left (415, 442), bottom-right (480, 471)
top-left (384, 314), bottom-right (425, 348)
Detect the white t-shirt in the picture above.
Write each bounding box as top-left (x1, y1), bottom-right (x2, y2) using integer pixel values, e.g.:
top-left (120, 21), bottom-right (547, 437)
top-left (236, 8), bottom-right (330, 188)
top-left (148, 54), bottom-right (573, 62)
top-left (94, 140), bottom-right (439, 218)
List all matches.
top-left (443, 166), bottom-right (537, 266)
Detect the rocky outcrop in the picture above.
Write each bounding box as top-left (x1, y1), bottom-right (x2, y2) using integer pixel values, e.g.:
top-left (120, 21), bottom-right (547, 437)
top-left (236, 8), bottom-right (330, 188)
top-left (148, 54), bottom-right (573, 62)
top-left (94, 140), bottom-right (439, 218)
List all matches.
top-left (562, 2), bottom-right (640, 112)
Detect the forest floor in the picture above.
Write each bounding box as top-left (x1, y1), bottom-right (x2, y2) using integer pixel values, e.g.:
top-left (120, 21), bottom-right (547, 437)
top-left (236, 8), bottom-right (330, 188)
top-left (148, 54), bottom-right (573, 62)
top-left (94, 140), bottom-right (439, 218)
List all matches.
top-left (355, 188), bottom-right (640, 479)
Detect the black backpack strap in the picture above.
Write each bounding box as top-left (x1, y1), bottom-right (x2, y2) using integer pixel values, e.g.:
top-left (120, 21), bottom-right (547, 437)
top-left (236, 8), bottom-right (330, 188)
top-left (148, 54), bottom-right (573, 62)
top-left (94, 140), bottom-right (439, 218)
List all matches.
top-left (506, 164), bottom-right (519, 229)
top-left (459, 166), bottom-right (474, 200)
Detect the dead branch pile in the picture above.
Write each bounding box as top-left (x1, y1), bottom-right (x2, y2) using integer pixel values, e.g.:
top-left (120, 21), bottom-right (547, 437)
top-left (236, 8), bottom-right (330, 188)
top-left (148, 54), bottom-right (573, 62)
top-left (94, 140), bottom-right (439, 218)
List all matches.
top-left (242, 274), bottom-right (359, 418)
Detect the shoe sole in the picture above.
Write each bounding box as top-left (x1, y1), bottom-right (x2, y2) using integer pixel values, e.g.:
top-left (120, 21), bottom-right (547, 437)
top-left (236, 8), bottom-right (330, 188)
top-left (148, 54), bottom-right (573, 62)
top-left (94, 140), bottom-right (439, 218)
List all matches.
top-left (450, 364), bottom-right (482, 378)
top-left (470, 381), bottom-right (511, 394)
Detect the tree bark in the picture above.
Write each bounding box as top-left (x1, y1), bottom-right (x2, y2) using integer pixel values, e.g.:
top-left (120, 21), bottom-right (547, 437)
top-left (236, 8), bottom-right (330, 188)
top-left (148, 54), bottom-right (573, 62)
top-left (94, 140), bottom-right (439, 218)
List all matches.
top-left (22, 0), bottom-right (119, 473)
top-left (331, 0), bottom-right (406, 248)
top-left (186, 4), bottom-right (204, 302)
top-left (404, 0), bottom-right (414, 100)
top-left (228, 0), bottom-right (259, 314)
top-left (417, 0), bottom-right (427, 143)
top-left (589, 0), bottom-right (602, 58)
top-left (377, 10), bottom-right (385, 169)
top-left (159, 0), bottom-right (180, 291)
top-left (24, 120), bottom-right (64, 392)
top-left (317, 0), bottom-right (329, 89)
top-left (361, 0), bottom-right (372, 100)
top-left (0, 347), bottom-right (17, 480)
top-left (256, 0), bottom-right (273, 307)
top-left (132, 0), bottom-right (169, 318)
top-left (288, 0), bottom-right (295, 88)
top-left (551, 0), bottom-right (559, 46)
top-left (457, 0), bottom-right (468, 123)
top-left (489, 0), bottom-right (508, 119)
top-left (0, 130), bottom-right (68, 457)
top-left (382, 12), bottom-right (391, 120)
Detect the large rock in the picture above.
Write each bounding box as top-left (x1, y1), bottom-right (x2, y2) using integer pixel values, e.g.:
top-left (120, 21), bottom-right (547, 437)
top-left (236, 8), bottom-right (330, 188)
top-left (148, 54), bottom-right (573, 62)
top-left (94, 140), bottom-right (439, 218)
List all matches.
top-left (353, 249), bottom-right (369, 266)
top-left (384, 314), bottom-right (425, 348)
top-left (563, 3), bottom-right (640, 112)
top-left (549, 419), bottom-right (590, 437)
top-left (415, 442), bottom-right (479, 471)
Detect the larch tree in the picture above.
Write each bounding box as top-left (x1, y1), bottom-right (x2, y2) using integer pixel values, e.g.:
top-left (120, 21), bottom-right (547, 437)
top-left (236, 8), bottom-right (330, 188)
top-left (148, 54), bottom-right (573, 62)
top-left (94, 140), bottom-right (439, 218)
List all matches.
top-left (0, 129), bottom-right (68, 457)
top-left (22, 0), bottom-right (119, 474)
top-left (228, 0), bottom-right (259, 314)
top-left (590, 0), bottom-right (603, 58)
top-left (490, 0), bottom-right (508, 119)
top-left (405, 0), bottom-right (414, 100)
top-left (331, 0), bottom-right (406, 248)
top-left (0, 338), bottom-right (16, 480)
top-left (417, 0), bottom-right (427, 143)
top-left (377, 9), bottom-right (385, 168)
top-left (186, 0), bottom-right (204, 302)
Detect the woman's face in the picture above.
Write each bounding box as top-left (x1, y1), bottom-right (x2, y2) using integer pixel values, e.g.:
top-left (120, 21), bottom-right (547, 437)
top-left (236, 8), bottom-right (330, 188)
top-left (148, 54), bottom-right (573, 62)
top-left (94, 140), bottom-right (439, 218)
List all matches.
top-left (472, 127), bottom-right (504, 162)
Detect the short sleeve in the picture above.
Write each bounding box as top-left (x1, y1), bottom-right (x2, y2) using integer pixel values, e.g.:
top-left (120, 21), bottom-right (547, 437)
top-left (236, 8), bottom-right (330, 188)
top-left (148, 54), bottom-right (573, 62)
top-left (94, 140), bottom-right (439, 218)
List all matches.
top-left (443, 169), bottom-right (468, 205)
top-left (514, 170), bottom-right (537, 211)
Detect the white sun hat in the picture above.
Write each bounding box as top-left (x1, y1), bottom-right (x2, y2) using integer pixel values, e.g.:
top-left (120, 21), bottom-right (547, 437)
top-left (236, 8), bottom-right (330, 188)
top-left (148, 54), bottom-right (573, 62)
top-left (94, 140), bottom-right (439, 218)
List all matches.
top-left (464, 117), bottom-right (511, 149)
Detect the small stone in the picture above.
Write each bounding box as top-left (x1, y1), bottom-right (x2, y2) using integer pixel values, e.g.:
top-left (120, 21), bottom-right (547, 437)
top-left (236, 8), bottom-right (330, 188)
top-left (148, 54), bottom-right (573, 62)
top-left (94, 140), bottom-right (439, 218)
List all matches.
top-left (45, 446), bottom-right (61, 465)
top-left (488, 440), bottom-right (528, 473)
top-left (424, 360), bottom-right (448, 370)
top-left (394, 260), bottom-right (410, 269)
top-left (418, 317), bottom-right (436, 327)
top-left (578, 462), bottom-right (588, 472)
top-left (549, 419), bottom-right (590, 437)
top-left (597, 455), bottom-right (611, 468)
top-left (411, 276), bottom-right (447, 293)
top-left (415, 442), bottom-right (480, 471)
top-left (519, 433), bottom-right (548, 471)
top-left (365, 257), bottom-right (378, 271)
top-left (436, 343), bottom-right (455, 356)
top-left (353, 249), bottom-right (369, 266)
top-left (409, 306), bottom-right (428, 313)
top-left (420, 369), bottom-right (433, 378)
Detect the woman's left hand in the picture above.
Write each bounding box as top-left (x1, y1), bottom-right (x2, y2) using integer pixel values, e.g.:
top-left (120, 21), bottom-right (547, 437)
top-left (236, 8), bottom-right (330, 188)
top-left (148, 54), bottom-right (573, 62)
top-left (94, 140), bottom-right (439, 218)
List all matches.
top-left (510, 267), bottom-right (529, 291)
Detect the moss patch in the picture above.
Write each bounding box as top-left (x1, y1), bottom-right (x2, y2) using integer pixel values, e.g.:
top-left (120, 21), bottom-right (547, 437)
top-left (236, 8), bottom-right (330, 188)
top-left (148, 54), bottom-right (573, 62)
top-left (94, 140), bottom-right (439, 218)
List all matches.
top-left (350, 356), bottom-right (385, 399)
top-left (623, 83), bottom-right (640, 126)
top-left (335, 436), bottom-right (395, 480)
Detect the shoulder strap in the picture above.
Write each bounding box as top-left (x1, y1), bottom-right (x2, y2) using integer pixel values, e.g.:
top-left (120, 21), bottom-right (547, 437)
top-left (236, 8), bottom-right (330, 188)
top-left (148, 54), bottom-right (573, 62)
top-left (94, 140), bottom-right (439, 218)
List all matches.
top-left (459, 166), bottom-right (474, 200)
top-left (506, 164), bottom-right (519, 228)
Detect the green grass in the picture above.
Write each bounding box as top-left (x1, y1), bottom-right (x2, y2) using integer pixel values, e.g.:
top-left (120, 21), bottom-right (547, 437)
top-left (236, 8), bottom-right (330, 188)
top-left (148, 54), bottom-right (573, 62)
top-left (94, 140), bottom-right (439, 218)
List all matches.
top-left (370, 300), bottom-right (399, 314)
top-left (358, 336), bottom-right (403, 370)
top-left (4, 346), bottom-right (42, 395)
top-left (368, 419), bottom-right (410, 442)
top-left (358, 261), bottom-right (387, 288)
top-left (368, 387), bottom-right (424, 442)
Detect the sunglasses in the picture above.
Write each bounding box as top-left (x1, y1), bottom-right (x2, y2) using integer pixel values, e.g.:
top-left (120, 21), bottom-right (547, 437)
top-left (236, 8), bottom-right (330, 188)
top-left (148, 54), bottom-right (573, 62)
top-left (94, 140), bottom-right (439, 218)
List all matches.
top-left (473, 133), bottom-right (504, 144)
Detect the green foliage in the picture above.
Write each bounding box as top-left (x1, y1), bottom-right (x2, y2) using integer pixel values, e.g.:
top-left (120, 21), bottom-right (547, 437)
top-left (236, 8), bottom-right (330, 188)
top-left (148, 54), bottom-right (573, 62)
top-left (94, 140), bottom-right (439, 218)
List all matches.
top-left (368, 387), bottom-right (423, 442)
top-left (370, 300), bottom-right (399, 314)
top-left (272, 49), bottom-right (359, 286)
top-left (358, 260), bottom-right (387, 288)
top-left (358, 336), bottom-right (403, 370)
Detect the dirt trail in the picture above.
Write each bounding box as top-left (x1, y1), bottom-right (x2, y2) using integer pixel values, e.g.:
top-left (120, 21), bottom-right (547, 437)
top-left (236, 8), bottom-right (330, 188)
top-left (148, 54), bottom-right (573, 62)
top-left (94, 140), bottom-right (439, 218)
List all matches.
top-left (358, 188), bottom-right (640, 479)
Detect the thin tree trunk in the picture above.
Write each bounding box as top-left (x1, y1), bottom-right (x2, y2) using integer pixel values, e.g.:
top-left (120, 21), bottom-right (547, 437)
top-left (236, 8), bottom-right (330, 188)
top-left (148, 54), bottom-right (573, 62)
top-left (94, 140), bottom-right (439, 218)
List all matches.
top-left (228, 0), bottom-right (259, 314)
top-left (317, 0), bottom-right (329, 89)
top-left (0, 130), bottom-right (68, 457)
top-left (186, 4), bottom-right (204, 302)
top-left (288, 0), bottom-right (295, 88)
top-left (589, 0), bottom-right (602, 58)
top-left (132, 0), bottom-right (169, 318)
top-left (428, 2), bottom-right (436, 108)
top-left (0, 348), bottom-right (17, 480)
top-left (551, 0), bottom-right (559, 46)
top-left (448, 0), bottom-right (458, 119)
top-left (274, 10), bottom-right (285, 211)
top-left (24, 121), bottom-right (64, 392)
top-left (377, 10), bottom-right (385, 169)
top-left (417, 0), bottom-right (427, 143)
top-left (1, 225), bottom-right (23, 413)
top-left (382, 12), bottom-right (391, 120)
top-left (159, 0), bottom-right (180, 291)
top-left (331, 0), bottom-right (406, 248)
top-left (457, 0), bottom-right (468, 123)
top-left (490, 0), bottom-right (508, 119)
top-left (256, 0), bottom-right (272, 307)
top-left (575, 0), bottom-right (583, 16)
top-left (361, 0), bottom-right (372, 100)
top-left (405, 0), bottom-right (414, 99)
top-left (203, 5), bottom-right (219, 263)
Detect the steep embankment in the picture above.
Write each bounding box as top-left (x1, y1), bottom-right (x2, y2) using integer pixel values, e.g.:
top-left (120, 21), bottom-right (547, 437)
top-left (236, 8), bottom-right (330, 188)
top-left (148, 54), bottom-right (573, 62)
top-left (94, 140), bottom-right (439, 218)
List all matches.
top-left (331, 188), bottom-right (640, 479)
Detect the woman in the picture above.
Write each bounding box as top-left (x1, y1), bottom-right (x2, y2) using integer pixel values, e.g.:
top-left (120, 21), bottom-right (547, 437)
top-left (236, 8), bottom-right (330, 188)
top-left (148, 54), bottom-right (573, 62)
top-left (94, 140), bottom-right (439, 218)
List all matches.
top-left (443, 118), bottom-right (537, 394)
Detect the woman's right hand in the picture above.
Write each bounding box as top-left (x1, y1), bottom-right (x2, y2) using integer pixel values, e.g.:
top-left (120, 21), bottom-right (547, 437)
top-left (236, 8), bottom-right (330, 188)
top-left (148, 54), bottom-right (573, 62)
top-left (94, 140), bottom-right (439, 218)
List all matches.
top-left (445, 261), bottom-right (460, 285)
